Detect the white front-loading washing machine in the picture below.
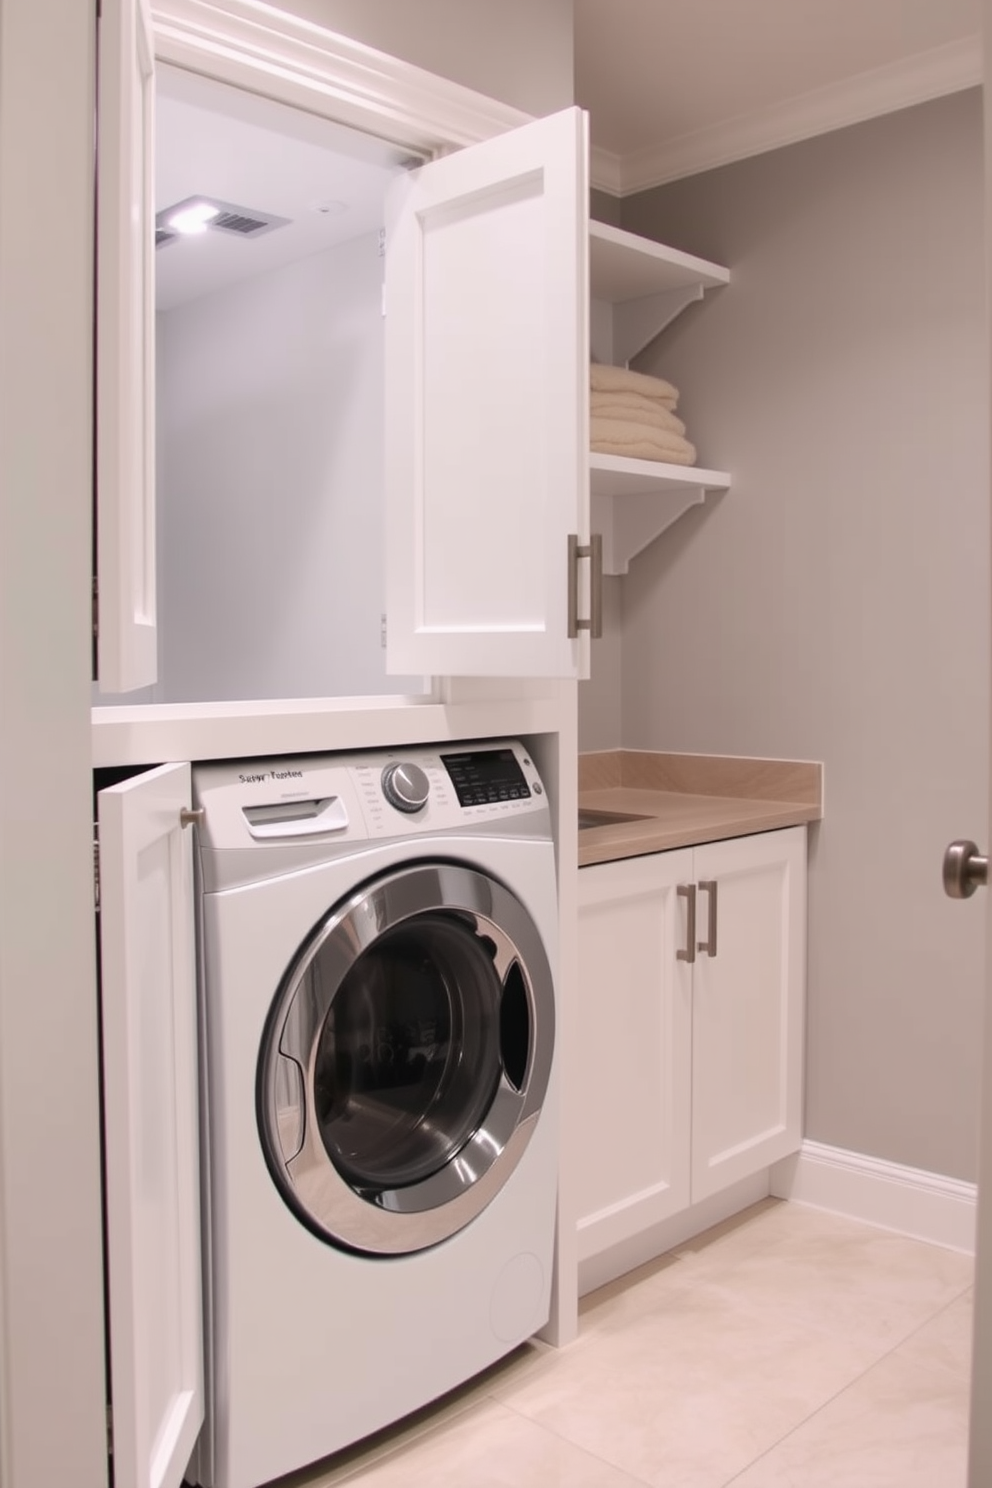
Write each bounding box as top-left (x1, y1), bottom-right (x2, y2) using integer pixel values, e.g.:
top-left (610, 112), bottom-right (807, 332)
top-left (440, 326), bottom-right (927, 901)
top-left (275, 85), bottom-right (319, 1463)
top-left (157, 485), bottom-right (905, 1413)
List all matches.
top-left (188, 739), bottom-right (558, 1488)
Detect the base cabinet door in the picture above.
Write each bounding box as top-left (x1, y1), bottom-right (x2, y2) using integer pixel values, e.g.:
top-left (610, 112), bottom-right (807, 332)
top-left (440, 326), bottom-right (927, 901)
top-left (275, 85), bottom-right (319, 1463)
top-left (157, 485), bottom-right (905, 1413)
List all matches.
top-left (690, 828), bottom-right (807, 1201)
top-left (575, 850), bottom-right (693, 1261)
top-left (575, 826), bottom-right (807, 1264)
top-left (98, 763), bottom-right (203, 1488)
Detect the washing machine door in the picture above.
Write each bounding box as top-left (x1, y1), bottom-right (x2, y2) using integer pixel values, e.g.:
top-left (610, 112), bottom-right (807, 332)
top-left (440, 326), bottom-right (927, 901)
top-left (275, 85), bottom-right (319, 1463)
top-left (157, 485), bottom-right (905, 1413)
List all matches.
top-left (257, 860), bottom-right (555, 1255)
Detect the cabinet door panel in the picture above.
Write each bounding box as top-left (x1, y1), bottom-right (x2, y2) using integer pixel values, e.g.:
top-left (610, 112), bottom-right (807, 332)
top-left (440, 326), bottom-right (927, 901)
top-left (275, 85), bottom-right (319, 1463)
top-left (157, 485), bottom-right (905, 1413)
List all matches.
top-left (690, 828), bottom-right (806, 1201)
top-left (96, 0), bottom-right (157, 692)
top-left (384, 106), bottom-right (589, 680)
top-left (575, 853), bottom-right (693, 1260)
top-left (99, 763), bottom-right (202, 1488)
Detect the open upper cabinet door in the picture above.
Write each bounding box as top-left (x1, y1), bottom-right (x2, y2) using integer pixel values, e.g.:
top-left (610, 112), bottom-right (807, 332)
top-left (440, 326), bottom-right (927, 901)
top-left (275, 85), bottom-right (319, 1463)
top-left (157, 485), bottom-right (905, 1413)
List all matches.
top-left (96, 0), bottom-right (158, 693)
top-left (384, 106), bottom-right (591, 680)
top-left (98, 763), bottom-right (202, 1488)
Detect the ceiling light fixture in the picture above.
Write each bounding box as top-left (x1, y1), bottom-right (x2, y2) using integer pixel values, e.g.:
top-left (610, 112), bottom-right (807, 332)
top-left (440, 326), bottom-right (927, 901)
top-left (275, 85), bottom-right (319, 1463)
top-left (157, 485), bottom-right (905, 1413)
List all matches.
top-left (168, 200), bottom-right (221, 235)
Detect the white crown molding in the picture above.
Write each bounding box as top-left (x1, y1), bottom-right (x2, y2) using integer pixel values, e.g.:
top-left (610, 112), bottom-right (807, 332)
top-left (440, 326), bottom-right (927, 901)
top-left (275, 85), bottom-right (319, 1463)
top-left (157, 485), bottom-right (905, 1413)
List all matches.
top-left (771, 1140), bottom-right (977, 1255)
top-left (150, 0), bottom-right (533, 155)
top-left (608, 34), bottom-right (982, 197)
top-left (590, 143), bottom-right (623, 197)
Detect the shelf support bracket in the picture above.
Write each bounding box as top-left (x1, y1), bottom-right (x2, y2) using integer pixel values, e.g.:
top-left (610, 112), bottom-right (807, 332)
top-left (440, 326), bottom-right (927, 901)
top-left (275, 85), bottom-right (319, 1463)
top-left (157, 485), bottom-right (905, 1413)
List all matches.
top-left (613, 285), bottom-right (705, 367)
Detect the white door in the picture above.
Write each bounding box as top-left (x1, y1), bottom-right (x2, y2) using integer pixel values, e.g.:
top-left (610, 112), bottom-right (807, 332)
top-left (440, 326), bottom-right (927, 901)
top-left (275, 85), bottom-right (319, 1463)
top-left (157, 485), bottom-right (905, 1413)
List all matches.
top-left (575, 852), bottom-right (693, 1260)
top-left (385, 106), bottom-right (591, 680)
top-left (690, 828), bottom-right (806, 1202)
top-left (98, 764), bottom-right (202, 1488)
top-left (96, 0), bottom-right (158, 693)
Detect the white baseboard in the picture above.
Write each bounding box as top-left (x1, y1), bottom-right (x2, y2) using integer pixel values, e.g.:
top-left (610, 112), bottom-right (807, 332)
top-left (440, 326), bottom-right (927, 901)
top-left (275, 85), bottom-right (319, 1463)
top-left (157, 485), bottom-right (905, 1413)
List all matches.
top-left (577, 1171), bottom-right (771, 1297)
top-left (770, 1140), bottom-right (977, 1255)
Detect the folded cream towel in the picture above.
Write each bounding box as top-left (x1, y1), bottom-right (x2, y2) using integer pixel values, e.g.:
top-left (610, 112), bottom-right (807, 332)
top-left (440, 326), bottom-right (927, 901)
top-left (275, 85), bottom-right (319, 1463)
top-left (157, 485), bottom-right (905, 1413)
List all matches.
top-left (590, 415), bottom-right (696, 466)
top-left (590, 363), bottom-right (679, 407)
top-left (590, 391), bottom-right (686, 436)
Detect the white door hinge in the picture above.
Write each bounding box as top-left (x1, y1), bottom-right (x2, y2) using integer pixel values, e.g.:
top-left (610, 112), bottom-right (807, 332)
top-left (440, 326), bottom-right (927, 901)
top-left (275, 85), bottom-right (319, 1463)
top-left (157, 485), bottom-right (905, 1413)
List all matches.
top-left (93, 827), bottom-right (101, 915)
top-left (380, 613), bottom-right (387, 648)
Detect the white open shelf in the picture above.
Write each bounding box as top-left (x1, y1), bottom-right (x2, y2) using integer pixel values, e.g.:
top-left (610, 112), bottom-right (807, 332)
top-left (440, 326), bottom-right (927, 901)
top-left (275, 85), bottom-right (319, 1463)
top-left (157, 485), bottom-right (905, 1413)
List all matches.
top-left (588, 222), bottom-right (731, 571)
top-left (590, 455), bottom-right (731, 574)
top-left (590, 220), bottom-right (729, 365)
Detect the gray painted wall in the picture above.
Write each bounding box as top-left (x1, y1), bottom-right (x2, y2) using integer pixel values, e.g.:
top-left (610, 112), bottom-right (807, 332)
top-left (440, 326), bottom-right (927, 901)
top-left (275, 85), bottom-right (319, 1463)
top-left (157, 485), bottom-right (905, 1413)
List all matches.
top-left (282, 0), bottom-right (574, 115)
top-left (589, 91), bottom-right (989, 1182)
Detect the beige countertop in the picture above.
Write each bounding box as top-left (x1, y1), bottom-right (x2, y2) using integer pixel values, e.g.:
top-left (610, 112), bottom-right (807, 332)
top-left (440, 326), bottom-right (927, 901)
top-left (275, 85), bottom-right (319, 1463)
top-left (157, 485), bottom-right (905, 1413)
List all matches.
top-left (578, 750), bottom-right (823, 867)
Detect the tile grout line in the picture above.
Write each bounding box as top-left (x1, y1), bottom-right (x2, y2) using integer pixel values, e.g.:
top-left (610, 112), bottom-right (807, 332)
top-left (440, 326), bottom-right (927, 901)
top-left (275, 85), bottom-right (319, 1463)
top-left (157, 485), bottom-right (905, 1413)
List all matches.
top-left (481, 1387), bottom-right (658, 1488)
top-left (716, 1281), bottom-right (975, 1487)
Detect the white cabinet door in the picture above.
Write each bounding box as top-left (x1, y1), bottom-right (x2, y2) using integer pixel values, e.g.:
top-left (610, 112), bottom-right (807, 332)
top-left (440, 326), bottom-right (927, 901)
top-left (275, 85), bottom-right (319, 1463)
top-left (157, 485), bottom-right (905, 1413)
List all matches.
top-left (98, 764), bottom-right (202, 1488)
top-left (96, 0), bottom-right (158, 693)
top-left (385, 106), bottom-right (590, 680)
top-left (575, 827), bottom-right (807, 1270)
top-left (575, 851), bottom-right (693, 1260)
top-left (690, 827), bottom-right (807, 1202)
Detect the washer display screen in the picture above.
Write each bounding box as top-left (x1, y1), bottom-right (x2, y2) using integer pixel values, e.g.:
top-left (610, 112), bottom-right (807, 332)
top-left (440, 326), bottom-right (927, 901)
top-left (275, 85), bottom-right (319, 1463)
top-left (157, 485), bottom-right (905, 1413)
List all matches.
top-left (441, 749), bottom-right (531, 807)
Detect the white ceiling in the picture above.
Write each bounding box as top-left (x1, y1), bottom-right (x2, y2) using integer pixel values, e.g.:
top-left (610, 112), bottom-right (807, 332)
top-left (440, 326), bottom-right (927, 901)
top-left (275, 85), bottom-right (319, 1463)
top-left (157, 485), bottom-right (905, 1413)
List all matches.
top-left (574, 0), bottom-right (983, 194)
top-left (155, 65), bottom-right (413, 309)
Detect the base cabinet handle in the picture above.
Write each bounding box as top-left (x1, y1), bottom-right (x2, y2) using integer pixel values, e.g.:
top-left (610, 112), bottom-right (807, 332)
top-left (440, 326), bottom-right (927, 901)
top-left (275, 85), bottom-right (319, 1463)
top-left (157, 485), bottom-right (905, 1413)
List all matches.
top-left (698, 879), bottom-right (718, 957)
top-left (677, 883), bottom-right (696, 963)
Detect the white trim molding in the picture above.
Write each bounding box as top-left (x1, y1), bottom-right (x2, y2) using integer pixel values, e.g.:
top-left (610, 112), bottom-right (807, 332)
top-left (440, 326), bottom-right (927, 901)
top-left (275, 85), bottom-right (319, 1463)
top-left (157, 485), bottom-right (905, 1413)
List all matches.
top-left (151, 0), bottom-right (532, 154)
top-left (578, 1171), bottom-right (772, 1298)
top-left (771, 1140), bottom-right (977, 1255)
top-left (590, 142), bottom-right (623, 198)
top-left (592, 34), bottom-right (982, 197)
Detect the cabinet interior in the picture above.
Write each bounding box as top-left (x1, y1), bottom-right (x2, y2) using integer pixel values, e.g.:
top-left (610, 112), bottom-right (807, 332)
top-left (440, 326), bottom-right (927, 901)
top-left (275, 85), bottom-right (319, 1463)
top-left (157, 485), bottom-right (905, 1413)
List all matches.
top-left (96, 64), bottom-right (428, 708)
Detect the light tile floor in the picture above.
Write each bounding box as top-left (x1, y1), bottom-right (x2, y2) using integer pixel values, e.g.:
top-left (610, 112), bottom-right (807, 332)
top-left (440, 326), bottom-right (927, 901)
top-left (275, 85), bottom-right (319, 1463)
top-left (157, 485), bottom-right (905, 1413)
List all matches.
top-left (273, 1200), bottom-right (974, 1488)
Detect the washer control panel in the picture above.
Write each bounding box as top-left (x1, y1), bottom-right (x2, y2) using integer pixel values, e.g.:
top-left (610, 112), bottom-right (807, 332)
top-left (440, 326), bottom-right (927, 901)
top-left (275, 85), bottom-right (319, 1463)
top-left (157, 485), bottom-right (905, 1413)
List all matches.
top-left (193, 739), bottom-right (550, 851)
top-left (352, 739), bottom-right (546, 835)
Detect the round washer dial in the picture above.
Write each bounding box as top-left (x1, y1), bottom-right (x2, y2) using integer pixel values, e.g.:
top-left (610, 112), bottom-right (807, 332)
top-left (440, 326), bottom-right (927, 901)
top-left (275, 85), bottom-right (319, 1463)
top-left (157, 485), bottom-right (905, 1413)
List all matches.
top-left (381, 761), bottom-right (430, 813)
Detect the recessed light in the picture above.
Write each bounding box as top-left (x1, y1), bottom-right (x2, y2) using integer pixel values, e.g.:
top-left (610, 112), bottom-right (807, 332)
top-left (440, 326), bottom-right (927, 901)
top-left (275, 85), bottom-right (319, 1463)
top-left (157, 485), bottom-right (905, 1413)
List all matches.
top-left (168, 201), bottom-right (221, 235)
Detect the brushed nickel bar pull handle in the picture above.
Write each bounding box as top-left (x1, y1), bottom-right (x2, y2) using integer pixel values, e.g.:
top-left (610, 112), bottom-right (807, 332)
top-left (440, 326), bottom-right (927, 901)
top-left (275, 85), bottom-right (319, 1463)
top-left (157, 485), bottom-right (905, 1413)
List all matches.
top-left (588, 532), bottom-right (603, 639)
top-left (566, 533), bottom-right (603, 640)
top-left (677, 883), bottom-right (696, 963)
top-left (698, 879), bottom-right (718, 957)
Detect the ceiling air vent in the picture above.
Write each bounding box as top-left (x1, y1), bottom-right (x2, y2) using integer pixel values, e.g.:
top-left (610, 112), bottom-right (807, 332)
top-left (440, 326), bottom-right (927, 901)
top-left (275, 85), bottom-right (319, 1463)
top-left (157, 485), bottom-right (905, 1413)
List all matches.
top-left (211, 210), bottom-right (273, 237)
top-left (155, 197), bottom-right (292, 243)
top-left (155, 227), bottom-right (178, 250)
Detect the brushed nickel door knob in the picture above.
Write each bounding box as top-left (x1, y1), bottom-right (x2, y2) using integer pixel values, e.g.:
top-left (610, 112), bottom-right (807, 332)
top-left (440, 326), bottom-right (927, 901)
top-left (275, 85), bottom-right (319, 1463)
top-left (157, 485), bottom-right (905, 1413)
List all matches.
top-left (943, 840), bottom-right (989, 899)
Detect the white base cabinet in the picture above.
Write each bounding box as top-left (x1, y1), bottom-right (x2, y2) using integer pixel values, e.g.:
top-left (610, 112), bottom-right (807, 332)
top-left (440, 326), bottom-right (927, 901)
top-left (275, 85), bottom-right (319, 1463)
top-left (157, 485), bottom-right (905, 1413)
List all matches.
top-left (574, 847), bottom-right (694, 1260)
top-left (575, 826), bottom-right (807, 1268)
